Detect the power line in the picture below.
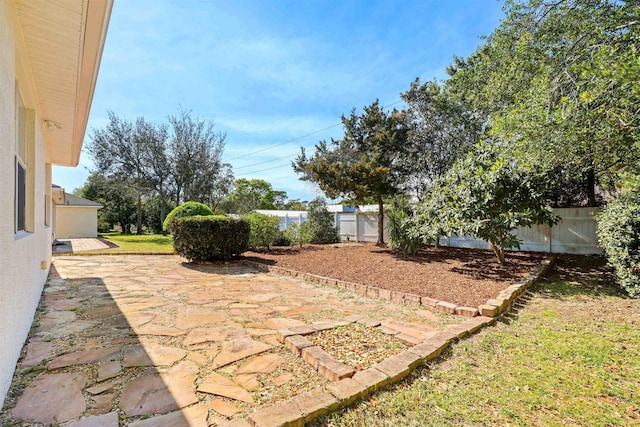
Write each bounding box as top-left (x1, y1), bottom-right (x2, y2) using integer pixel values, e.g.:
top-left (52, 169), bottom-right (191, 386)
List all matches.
top-left (225, 123), bottom-right (341, 162)
top-left (225, 99), bottom-right (405, 162)
top-left (235, 163), bottom-right (293, 177)
top-left (233, 153), bottom-right (298, 171)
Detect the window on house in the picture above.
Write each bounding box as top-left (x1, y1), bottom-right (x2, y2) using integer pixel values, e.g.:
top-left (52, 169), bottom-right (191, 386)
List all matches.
top-left (45, 164), bottom-right (51, 227)
top-left (15, 84), bottom-right (33, 234)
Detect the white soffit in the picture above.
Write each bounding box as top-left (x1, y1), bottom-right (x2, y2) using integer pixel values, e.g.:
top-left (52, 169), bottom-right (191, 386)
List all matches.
top-left (15, 0), bottom-right (112, 166)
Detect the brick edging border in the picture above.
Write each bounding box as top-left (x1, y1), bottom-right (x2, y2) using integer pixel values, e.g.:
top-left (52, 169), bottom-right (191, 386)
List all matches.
top-left (242, 315), bottom-right (497, 427)
top-left (241, 254), bottom-right (557, 319)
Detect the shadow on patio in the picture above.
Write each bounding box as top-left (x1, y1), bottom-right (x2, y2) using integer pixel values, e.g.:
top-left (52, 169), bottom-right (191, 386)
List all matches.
top-left (0, 264), bottom-right (198, 426)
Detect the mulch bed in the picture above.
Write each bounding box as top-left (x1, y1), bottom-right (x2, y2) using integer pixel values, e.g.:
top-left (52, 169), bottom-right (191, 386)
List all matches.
top-left (243, 243), bottom-right (545, 308)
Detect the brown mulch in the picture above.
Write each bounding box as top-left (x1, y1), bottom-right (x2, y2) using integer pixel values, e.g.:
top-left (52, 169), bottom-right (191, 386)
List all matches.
top-left (307, 323), bottom-right (407, 371)
top-left (243, 243), bottom-right (545, 308)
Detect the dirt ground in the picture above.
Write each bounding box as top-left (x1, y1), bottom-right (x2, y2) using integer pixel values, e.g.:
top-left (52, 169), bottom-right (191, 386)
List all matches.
top-left (244, 243), bottom-right (546, 308)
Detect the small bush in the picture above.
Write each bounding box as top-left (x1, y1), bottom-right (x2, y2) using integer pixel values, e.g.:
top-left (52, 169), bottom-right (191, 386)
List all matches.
top-left (284, 222), bottom-right (313, 249)
top-left (172, 215), bottom-right (249, 261)
top-left (272, 232), bottom-right (291, 247)
top-left (597, 192), bottom-right (640, 297)
top-left (163, 201), bottom-right (214, 232)
top-left (387, 203), bottom-right (422, 255)
top-left (245, 213), bottom-right (281, 250)
top-left (307, 197), bottom-right (340, 244)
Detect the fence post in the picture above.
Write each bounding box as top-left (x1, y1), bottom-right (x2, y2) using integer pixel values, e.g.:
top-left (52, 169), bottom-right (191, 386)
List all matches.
top-left (355, 212), bottom-right (360, 242)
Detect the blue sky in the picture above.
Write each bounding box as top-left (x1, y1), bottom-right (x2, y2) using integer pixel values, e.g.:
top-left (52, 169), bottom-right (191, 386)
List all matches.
top-left (53, 0), bottom-right (505, 201)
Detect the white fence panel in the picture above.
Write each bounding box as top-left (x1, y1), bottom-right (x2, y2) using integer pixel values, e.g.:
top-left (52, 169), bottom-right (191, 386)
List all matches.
top-left (336, 213), bottom-right (357, 240)
top-left (550, 208), bottom-right (601, 254)
top-left (358, 213), bottom-right (379, 243)
top-left (337, 207), bottom-right (602, 255)
top-left (336, 212), bottom-right (389, 243)
top-left (441, 208), bottom-right (602, 254)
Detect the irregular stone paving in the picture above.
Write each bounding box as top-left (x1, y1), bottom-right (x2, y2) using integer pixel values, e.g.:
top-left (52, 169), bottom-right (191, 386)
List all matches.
top-left (1, 255), bottom-right (461, 426)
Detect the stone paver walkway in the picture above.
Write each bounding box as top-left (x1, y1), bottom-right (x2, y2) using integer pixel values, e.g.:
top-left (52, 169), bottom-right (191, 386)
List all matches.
top-left (1, 255), bottom-right (459, 426)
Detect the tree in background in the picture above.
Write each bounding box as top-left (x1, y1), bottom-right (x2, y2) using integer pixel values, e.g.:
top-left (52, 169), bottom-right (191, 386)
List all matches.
top-left (87, 111), bottom-right (149, 234)
top-left (400, 78), bottom-right (481, 199)
top-left (143, 196), bottom-right (176, 234)
top-left (168, 109), bottom-right (232, 207)
top-left (283, 199), bottom-right (308, 211)
top-left (137, 117), bottom-right (172, 233)
top-left (86, 109), bottom-right (234, 233)
top-left (222, 178), bottom-right (288, 214)
top-left (294, 100), bottom-right (408, 244)
top-left (75, 173), bottom-right (137, 234)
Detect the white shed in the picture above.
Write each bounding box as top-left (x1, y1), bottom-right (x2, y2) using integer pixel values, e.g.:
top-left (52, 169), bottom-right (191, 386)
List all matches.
top-left (53, 190), bottom-right (103, 239)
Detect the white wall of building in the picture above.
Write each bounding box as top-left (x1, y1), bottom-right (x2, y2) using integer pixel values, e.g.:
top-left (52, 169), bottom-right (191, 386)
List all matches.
top-left (55, 206), bottom-right (99, 238)
top-left (0, 2), bottom-right (53, 405)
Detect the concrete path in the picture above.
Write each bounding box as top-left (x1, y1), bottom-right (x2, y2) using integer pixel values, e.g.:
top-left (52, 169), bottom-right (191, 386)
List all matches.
top-left (52, 238), bottom-right (114, 253)
top-left (2, 255), bottom-right (456, 426)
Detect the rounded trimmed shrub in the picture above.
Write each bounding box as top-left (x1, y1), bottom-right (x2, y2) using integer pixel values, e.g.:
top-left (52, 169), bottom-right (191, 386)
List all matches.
top-left (163, 201), bottom-right (214, 232)
top-left (172, 215), bottom-right (249, 261)
top-left (597, 191), bottom-right (640, 297)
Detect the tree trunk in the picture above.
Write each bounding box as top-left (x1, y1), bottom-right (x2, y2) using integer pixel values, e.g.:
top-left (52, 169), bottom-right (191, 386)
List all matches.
top-left (377, 194), bottom-right (385, 246)
top-left (159, 188), bottom-right (167, 235)
top-left (136, 193), bottom-right (143, 235)
top-left (586, 168), bottom-right (596, 206)
top-left (434, 235), bottom-right (440, 248)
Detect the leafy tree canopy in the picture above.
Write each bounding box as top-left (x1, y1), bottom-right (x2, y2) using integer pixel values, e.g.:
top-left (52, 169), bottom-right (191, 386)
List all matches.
top-left (422, 144), bottom-right (558, 264)
top-left (222, 178), bottom-right (288, 214)
top-left (294, 100), bottom-right (409, 244)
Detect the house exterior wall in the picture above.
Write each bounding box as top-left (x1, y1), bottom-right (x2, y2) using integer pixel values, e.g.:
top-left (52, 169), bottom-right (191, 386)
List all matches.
top-left (55, 206), bottom-right (99, 238)
top-left (0, 1), bottom-right (53, 405)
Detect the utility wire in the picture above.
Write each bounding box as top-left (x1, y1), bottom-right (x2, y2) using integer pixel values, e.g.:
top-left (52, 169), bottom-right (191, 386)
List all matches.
top-left (233, 153), bottom-right (298, 171)
top-left (224, 123), bottom-right (341, 162)
top-left (235, 163), bottom-right (293, 177)
top-left (225, 99), bottom-right (404, 163)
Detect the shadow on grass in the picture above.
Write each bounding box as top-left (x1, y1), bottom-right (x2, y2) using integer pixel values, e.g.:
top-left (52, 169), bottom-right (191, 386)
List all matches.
top-left (535, 254), bottom-right (627, 299)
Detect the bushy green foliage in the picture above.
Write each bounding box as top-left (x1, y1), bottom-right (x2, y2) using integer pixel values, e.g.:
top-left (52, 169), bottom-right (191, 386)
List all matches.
top-left (272, 232), bottom-right (291, 247)
top-left (420, 144), bottom-right (558, 264)
top-left (163, 201), bottom-right (214, 232)
top-left (144, 196), bottom-right (176, 234)
top-left (597, 192), bottom-right (640, 297)
top-left (172, 215), bottom-right (249, 261)
top-left (386, 200), bottom-right (422, 255)
top-left (284, 222), bottom-right (313, 249)
top-left (245, 213), bottom-right (281, 250)
top-left (307, 198), bottom-right (340, 244)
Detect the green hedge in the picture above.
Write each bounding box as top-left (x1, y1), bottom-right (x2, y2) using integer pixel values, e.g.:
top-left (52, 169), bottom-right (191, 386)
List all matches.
top-left (163, 201), bottom-right (214, 232)
top-left (597, 192), bottom-right (640, 297)
top-left (172, 215), bottom-right (249, 261)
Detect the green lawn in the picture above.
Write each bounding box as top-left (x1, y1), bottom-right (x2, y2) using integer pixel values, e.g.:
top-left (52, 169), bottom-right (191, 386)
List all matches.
top-left (98, 232), bottom-right (174, 253)
top-left (313, 256), bottom-right (640, 426)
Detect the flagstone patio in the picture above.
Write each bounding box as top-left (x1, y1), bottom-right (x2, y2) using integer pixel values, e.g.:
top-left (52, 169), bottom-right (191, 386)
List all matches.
top-left (0, 255), bottom-right (461, 426)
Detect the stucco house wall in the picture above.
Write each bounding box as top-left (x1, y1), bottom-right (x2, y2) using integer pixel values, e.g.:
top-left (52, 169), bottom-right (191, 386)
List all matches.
top-left (0, 2), bottom-right (53, 404)
top-left (0, 0), bottom-right (111, 405)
